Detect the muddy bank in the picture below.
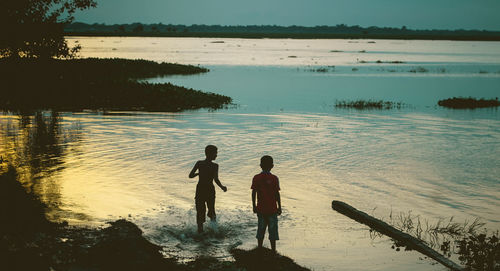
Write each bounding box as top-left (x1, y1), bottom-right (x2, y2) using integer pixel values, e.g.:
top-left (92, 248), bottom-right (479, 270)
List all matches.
top-left (0, 166), bottom-right (309, 271)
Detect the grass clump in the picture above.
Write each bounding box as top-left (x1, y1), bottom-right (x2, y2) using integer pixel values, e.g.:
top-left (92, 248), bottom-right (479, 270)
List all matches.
top-left (0, 58), bottom-right (232, 112)
top-left (376, 60), bottom-right (405, 64)
top-left (456, 232), bottom-right (500, 271)
top-left (306, 66), bottom-right (335, 73)
top-left (438, 97), bottom-right (500, 109)
top-left (409, 67), bottom-right (429, 73)
top-left (372, 210), bottom-right (500, 271)
top-left (335, 99), bottom-right (405, 110)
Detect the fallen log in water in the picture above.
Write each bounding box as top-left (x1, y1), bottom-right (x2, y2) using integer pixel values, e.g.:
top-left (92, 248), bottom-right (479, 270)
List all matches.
top-left (331, 200), bottom-right (464, 271)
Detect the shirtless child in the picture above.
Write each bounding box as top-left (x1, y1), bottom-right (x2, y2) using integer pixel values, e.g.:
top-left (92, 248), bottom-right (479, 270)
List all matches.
top-left (189, 145), bottom-right (227, 233)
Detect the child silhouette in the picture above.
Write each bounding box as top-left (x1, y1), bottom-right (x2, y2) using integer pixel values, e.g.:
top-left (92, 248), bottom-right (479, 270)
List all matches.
top-left (189, 145), bottom-right (227, 233)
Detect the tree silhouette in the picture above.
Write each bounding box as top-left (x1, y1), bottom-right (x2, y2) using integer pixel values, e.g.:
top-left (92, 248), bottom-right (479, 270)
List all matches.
top-left (0, 0), bottom-right (97, 58)
top-left (133, 24), bottom-right (144, 32)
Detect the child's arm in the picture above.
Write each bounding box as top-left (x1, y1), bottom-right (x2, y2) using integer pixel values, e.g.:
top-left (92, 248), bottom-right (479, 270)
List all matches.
top-left (276, 191), bottom-right (282, 215)
top-left (252, 189), bottom-right (257, 213)
top-left (213, 164), bottom-right (227, 192)
top-left (189, 161), bottom-right (199, 178)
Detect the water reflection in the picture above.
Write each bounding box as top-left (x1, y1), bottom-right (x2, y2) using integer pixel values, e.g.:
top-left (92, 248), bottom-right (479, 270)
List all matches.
top-left (0, 111), bottom-right (84, 221)
top-left (1, 109), bottom-right (498, 271)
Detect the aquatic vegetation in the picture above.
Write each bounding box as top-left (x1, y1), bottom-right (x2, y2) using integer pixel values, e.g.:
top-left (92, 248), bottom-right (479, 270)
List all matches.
top-left (335, 100), bottom-right (405, 110)
top-left (332, 201), bottom-right (462, 271)
top-left (376, 60), bottom-right (405, 64)
top-left (306, 66), bottom-right (334, 73)
top-left (376, 210), bottom-right (500, 271)
top-left (438, 97), bottom-right (500, 109)
top-left (314, 68), bottom-right (329, 72)
top-left (0, 58), bottom-right (232, 112)
top-left (456, 232), bottom-right (500, 271)
top-left (409, 67), bottom-right (429, 73)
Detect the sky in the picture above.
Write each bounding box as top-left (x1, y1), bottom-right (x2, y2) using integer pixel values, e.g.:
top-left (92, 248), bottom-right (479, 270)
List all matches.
top-left (73, 0), bottom-right (500, 31)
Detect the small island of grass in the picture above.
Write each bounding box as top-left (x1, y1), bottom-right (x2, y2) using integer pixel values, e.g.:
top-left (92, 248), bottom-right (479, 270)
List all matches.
top-left (0, 58), bottom-right (232, 112)
top-left (438, 97), bottom-right (500, 109)
top-left (335, 99), bottom-right (405, 110)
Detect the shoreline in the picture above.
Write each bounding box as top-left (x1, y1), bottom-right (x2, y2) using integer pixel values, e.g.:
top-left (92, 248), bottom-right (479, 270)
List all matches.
top-left (0, 166), bottom-right (310, 271)
top-left (0, 58), bottom-right (232, 112)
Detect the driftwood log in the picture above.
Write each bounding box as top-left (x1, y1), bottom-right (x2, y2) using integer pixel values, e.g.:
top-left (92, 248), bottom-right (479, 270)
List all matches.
top-left (331, 200), bottom-right (464, 271)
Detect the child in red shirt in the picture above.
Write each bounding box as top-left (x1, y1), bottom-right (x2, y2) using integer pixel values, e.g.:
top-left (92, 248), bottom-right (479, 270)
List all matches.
top-left (251, 155), bottom-right (282, 252)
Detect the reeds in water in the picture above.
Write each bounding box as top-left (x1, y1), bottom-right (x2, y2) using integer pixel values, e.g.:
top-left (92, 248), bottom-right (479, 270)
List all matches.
top-left (371, 210), bottom-right (499, 271)
top-left (335, 100), bottom-right (405, 110)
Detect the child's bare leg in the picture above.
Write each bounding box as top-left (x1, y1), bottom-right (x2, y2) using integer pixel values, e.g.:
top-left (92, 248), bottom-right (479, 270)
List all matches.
top-left (270, 240), bottom-right (276, 252)
top-left (207, 196), bottom-right (216, 221)
top-left (257, 238), bottom-right (264, 248)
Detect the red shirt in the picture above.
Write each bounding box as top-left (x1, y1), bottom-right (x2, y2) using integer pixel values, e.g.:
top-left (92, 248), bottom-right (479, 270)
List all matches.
top-left (251, 172), bottom-right (280, 215)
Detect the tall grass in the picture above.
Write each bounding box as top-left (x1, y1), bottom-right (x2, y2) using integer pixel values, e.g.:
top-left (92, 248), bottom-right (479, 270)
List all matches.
top-left (371, 210), bottom-right (500, 270)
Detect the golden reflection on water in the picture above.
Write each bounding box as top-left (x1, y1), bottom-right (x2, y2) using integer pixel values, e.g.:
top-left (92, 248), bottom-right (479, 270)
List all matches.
top-left (0, 112), bottom-right (87, 221)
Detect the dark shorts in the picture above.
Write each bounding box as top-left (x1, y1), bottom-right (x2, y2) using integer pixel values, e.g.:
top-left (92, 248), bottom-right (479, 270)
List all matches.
top-left (195, 185), bottom-right (215, 224)
top-left (256, 213), bottom-right (279, 240)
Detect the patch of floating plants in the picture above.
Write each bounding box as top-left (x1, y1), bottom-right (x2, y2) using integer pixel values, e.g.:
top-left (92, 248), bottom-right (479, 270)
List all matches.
top-left (358, 60), bottom-right (405, 64)
top-left (335, 99), bottom-right (407, 110)
top-left (409, 67), bottom-right (429, 73)
top-left (438, 97), bottom-right (500, 109)
top-left (306, 66), bottom-right (335, 73)
top-left (376, 60), bottom-right (405, 64)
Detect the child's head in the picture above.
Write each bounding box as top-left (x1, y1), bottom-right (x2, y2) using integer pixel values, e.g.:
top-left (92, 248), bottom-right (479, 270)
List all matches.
top-left (260, 155), bottom-right (274, 171)
top-left (205, 145), bottom-right (218, 160)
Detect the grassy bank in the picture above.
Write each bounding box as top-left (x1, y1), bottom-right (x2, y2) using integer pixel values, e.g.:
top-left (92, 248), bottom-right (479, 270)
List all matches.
top-left (0, 166), bottom-right (310, 271)
top-left (0, 58), bottom-right (232, 112)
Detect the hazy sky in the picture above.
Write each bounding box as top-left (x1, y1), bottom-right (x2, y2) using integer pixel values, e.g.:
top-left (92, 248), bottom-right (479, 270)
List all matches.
top-left (74, 0), bottom-right (500, 31)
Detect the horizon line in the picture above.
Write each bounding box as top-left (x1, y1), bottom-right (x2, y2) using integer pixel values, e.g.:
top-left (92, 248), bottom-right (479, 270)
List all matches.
top-left (70, 21), bottom-right (500, 33)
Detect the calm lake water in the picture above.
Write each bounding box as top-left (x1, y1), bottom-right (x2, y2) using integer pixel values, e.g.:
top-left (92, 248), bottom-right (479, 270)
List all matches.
top-left (1, 37), bottom-right (500, 271)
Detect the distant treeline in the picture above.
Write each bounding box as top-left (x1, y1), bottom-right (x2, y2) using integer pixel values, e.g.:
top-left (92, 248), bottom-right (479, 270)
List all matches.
top-left (65, 22), bottom-right (500, 41)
